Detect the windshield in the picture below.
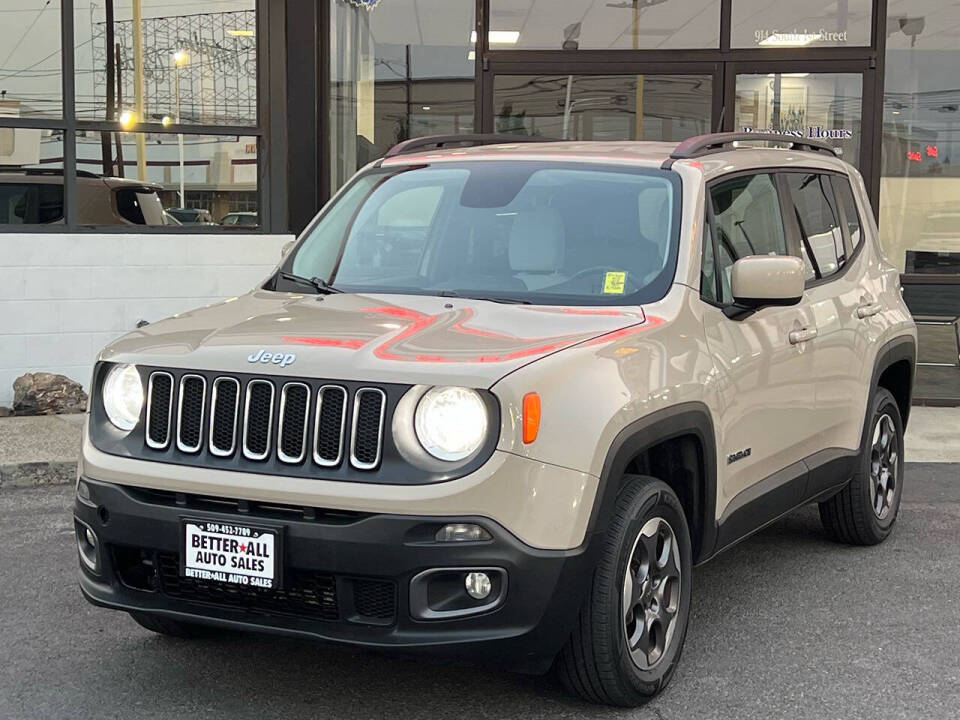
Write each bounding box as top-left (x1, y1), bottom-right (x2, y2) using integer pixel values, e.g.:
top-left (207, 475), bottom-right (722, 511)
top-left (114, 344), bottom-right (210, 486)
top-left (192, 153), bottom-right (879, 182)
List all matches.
top-left (287, 161), bottom-right (680, 305)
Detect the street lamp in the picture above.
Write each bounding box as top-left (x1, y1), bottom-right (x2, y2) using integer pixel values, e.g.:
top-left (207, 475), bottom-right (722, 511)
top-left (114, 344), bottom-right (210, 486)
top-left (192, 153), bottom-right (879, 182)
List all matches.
top-left (172, 50), bottom-right (189, 207)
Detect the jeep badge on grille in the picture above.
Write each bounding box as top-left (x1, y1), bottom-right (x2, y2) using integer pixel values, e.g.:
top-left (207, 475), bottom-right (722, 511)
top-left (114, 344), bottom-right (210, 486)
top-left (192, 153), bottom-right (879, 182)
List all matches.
top-left (247, 349), bottom-right (296, 368)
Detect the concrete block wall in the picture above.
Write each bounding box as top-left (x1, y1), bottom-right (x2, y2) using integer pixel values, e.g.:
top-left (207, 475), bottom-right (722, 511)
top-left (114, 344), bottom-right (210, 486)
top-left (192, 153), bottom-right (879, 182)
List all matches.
top-left (0, 233), bottom-right (293, 407)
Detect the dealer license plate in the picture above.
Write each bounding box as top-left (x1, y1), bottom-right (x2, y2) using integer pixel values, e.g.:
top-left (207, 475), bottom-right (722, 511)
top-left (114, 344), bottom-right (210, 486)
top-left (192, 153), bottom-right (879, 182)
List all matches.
top-left (181, 520), bottom-right (280, 590)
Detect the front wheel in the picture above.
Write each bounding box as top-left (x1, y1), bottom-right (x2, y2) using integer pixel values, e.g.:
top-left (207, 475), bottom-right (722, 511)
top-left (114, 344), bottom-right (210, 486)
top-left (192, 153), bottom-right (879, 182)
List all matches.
top-left (557, 475), bottom-right (692, 707)
top-left (819, 387), bottom-right (905, 545)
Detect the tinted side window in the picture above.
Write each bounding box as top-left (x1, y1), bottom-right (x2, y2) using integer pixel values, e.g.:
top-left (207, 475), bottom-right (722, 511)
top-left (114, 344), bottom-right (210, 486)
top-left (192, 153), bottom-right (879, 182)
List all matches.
top-left (709, 173), bottom-right (788, 305)
top-left (115, 189), bottom-right (164, 225)
top-left (0, 183), bottom-right (64, 224)
top-left (833, 176), bottom-right (862, 252)
top-left (785, 173), bottom-right (845, 282)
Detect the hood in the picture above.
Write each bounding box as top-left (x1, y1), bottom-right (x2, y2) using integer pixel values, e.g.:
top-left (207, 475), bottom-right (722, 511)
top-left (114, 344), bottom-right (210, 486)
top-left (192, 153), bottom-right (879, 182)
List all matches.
top-left (101, 290), bottom-right (647, 388)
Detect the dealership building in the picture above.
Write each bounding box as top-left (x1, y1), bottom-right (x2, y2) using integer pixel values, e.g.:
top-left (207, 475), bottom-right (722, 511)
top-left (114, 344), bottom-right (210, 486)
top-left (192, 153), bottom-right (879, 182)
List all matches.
top-left (1, 0), bottom-right (959, 405)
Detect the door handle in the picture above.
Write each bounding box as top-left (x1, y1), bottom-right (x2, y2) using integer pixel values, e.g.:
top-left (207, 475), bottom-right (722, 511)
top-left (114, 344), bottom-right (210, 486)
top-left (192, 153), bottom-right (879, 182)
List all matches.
top-left (788, 327), bottom-right (818, 345)
top-left (856, 302), bottom-right (882, 319)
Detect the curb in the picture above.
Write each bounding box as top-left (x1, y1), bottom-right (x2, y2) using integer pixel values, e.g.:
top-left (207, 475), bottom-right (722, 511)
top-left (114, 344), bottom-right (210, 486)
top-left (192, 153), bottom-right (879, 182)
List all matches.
top-left (0, 462), bottom-right (77, 490)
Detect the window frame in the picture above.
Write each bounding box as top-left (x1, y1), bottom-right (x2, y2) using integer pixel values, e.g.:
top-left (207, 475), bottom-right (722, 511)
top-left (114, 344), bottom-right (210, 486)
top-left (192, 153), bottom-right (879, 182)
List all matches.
top-left (0, 0), bottom-right (277, 234)
top-left (777, 168), bottom-right (867, 289)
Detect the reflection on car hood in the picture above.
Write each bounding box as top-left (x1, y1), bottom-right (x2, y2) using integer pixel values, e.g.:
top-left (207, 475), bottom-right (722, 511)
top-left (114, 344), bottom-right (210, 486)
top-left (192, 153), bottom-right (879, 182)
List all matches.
top-left (101, 290), bottom-right (649, 387)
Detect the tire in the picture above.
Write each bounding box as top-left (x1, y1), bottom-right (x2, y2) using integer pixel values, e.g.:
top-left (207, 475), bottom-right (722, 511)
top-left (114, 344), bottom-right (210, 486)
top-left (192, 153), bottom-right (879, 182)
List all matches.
top-left (819, 387), bottom-right (905, 545)
top-left (557, 475), bottom-right (693, 707)
top-left (129, 611), bottom-right (214, 638)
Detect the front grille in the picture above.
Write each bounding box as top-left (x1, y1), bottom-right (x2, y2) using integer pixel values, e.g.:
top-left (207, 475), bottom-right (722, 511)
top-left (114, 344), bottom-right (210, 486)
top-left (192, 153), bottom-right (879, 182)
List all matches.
top-left (314, 385), bottom-right (347, 466)
top-left (145, 372), bottom-right (173, 449)
top-left (177, 375), bottom-right (206, 453)
top-left (209, 377), bottom-right (240, 456)
top-left (143, 371), bottom-right (392, 474)
top-left (156, 552), bottom-right (340, 621)
top-left (278, 383), bottom-right (310, 463)
top-left (243, 380), bottom-right (275, 460)
top-left (350, 388), bottom-right (385, 469)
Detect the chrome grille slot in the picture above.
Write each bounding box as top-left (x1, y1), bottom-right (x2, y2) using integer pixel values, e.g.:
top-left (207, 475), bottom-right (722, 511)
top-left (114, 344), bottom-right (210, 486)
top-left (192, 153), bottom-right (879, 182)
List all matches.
top-left (278, 382), bottom-right (310, 464)
top-left (350, 388), bottom-right (386, 470)
top-left (176, 375), bottom-right (206, 453)
top-left (313, 385), bottom-right (347, 467)
top-left (145, 372), bottom-right (174, 449)
top-left (208, 377), bottom-right (240, 457)
top-left (243, 380), bottom-right (275, 461)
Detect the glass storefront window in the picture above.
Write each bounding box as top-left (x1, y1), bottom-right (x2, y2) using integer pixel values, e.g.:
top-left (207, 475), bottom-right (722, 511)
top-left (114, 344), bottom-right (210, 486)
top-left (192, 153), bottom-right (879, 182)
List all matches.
top-left (329, 0), bottom-right (476, 190)
top-left (489, 0), bottom-right (720, 50)
top-left (493, 75), bottom-right (712, 142)
top-left (75, 2), bottom-right (257, 126)
top-left (735, 73), bottom-right (862, 167)
top-left (880, 1), bottom-right (960, 276)
top-left (0, 1), bottom-right (63, 118)
top-left (75, 131), bottom-right (258, 226)
top-left (731, 0), bottom-right (872, 48)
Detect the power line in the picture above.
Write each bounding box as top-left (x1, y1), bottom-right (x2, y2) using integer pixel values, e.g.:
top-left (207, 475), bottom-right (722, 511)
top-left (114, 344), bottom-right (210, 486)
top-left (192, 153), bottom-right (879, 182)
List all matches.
top-left (0, 1), bottom-right (52, 72)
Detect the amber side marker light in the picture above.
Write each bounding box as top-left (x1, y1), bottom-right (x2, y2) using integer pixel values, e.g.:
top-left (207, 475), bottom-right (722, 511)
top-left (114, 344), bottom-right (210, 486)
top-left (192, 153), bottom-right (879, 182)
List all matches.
top-left (522, 392), bottom-right (541, 444)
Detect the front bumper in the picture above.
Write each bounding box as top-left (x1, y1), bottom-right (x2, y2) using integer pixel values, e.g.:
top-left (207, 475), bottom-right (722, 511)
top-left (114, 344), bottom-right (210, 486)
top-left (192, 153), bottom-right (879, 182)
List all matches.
top-left (75, 477), bottom-right (600, 673)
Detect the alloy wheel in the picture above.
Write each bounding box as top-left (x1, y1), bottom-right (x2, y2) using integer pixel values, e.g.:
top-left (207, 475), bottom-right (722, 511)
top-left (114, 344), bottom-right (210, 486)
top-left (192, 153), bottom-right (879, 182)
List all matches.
top-left (869, 413), bottom-right (899, 520)
top-left (622, 516), bottom-right (682, 670)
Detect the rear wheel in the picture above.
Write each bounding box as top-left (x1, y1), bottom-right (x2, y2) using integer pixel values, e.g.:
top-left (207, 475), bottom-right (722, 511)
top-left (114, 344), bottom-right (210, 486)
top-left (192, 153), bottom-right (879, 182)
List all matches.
top-left (557, 475), bottom-right (692, 707)
top-left (819, 387), bottom-right (905, 545)
top-left (129, 611), bottom-right (214, 638)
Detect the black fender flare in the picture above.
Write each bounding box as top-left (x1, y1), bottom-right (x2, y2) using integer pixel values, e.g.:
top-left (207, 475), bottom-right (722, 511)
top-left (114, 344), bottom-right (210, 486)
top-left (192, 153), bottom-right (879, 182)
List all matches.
top-left (860, 335), bottom-right (916, 450)
top-left (587, 402), bottom-right (718, 564)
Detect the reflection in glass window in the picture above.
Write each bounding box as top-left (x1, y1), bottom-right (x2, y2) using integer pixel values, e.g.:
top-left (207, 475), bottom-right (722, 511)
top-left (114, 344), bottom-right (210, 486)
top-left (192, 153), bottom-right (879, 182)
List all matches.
top-left (493, 75), bottom-right (712, 142)
top-left (0, 1), bottom-right (62, 118)
top-left (74, 2), bottom-right (257, 126)
top-left (490, 0), bottom-right (719, 50)
top-left (735, 73), bottom-right (862, 167)
top-left (0, 128), bottom-right (64, 225)
top-left (75, 132), bottom-right (258, 226)
top-left (329, 0), bottom-right (476, 190)
top-left (731, 0), bottom-right (871, 48)
top-left (881, 0), bottom-right (960, 276)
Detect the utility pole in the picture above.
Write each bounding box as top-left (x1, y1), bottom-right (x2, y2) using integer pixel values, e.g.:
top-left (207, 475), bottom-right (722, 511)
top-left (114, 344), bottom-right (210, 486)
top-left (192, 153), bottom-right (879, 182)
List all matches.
top-left (132, 0), bottom-right (147, 180)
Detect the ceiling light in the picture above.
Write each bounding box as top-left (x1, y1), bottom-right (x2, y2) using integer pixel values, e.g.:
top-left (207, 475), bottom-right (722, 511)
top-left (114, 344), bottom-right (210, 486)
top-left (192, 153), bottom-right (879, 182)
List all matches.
top-left (469, 30), bottom-right (520, 45)
top-left (228, 29), bottom-right (255, 37)
top-left (766, 72), bottom-right (810, 78)
top-left (759, 32), bottom-right (819, 47)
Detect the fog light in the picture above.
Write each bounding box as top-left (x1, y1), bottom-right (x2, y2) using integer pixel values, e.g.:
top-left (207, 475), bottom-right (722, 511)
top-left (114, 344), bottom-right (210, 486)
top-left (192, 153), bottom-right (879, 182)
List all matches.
top-left (465, 571), bottom-right (492, 600)
top-left (436, 523), bottom-right (492, 543)
top-left (85, 527), bottom-right (97, 548)
top-left (76, 522), bottom-right (99, 574)
top-left (76, 479), bottom-right (91, 502)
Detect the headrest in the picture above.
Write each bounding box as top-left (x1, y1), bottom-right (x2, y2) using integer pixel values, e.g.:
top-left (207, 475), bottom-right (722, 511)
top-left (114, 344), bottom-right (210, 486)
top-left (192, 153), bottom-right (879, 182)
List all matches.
top-left (509, 209), bottom-right (565, 273)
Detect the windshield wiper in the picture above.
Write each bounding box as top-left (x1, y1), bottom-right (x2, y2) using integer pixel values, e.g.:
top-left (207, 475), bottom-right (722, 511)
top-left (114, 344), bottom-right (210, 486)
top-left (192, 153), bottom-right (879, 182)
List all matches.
top-left (277, 271), bottom-right (343, 295)
top-left (464, 295), bottom-right (532, 305)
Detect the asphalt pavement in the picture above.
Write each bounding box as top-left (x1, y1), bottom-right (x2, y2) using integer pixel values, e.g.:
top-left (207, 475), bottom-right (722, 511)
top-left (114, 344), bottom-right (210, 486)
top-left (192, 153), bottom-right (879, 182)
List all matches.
top-left (2, 463), bottom-right (959, 720)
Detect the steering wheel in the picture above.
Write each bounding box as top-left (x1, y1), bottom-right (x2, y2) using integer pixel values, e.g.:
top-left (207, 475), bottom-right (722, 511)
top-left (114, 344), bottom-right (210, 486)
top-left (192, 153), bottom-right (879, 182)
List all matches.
top-left (564, 266), bottom-right (641, 293)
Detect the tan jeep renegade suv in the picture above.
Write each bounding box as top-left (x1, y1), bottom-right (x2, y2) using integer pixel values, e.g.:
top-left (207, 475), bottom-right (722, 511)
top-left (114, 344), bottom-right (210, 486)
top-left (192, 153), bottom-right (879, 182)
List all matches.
top-left (75, 133), bottom-right (916, 706)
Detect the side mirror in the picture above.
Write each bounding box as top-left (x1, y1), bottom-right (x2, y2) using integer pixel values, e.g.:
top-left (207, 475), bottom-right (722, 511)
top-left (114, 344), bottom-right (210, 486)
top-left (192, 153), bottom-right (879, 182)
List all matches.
top-left (280, 240), bottom-right (295, 258)
top-left (730, 255), bottom-right (805, 310)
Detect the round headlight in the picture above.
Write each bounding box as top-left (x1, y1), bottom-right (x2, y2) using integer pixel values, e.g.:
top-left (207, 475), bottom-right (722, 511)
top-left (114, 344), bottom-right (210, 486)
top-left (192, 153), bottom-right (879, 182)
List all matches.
top-left (102, 364), bottom-right (144, 431)
top-left (414, 386), bottom-right (488, 462)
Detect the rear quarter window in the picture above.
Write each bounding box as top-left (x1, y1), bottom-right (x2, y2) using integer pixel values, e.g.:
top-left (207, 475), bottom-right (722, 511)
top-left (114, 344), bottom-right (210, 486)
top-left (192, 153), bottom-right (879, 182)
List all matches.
top-left (0, 183), bottom-right (64, 224)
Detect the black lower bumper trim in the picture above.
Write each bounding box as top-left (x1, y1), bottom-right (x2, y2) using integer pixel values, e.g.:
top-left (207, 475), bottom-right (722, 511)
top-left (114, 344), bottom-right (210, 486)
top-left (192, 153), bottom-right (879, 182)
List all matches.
top-left (75, 477), bottom-right (601, 673)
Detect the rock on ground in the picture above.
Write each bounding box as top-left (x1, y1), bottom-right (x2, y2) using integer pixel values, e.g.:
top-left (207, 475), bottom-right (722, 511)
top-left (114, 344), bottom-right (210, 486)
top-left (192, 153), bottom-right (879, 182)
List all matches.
top-left (12, 373), bottom-right (88, 416)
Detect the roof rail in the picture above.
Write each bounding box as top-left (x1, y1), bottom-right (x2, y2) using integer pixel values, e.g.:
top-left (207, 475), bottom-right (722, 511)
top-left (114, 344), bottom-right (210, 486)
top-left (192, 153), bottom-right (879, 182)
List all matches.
top-left (662, 132), bottom-right (840, 169)
top-left (383, 134), bottom-right (555, 158)
top-left (0, 167), bottom-right (102, 179)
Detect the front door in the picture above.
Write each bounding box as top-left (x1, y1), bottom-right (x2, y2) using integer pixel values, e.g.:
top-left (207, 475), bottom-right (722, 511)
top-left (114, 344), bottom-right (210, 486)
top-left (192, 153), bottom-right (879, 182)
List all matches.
top-left (700, 171), bottom-right (819, 539)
